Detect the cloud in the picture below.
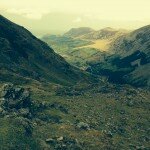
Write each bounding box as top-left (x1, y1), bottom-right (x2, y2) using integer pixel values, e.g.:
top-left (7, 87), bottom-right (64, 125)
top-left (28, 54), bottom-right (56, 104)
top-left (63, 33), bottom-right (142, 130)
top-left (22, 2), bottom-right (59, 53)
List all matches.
top-left (6, 8), bottom-right (50, 20)
top-left (1, 0), bottom-right (150, 23)
top-left (73, 17), bottom-right (82, 23)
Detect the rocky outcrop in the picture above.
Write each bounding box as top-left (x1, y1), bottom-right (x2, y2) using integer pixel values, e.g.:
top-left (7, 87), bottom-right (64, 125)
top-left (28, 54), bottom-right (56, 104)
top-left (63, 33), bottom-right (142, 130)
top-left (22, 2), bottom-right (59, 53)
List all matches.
top-left (0, 83), bottom-right (32, 118)
top-left (77, 122), bottom-right (90, 130)
top-left (0, 83), bottom-right (34, 136)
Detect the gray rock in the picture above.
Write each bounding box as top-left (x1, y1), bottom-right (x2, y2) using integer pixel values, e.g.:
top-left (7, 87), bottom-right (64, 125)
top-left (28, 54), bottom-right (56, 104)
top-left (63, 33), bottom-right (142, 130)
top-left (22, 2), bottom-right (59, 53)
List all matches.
top-left (19, 108), bottom-right (30, 117)
top-left (77, 122), bottom-right (90, 130)
top-left (21, 90), bottom-right (30, 100)
top-left (1, 84), bottom-right (14, 97)
top-left (57, 136), bottom-right (63, 141)
top-left (0, 83), bottom-right (32, 118)
top-left (106, 131), bottom-right (113, 138)
top-left (46, 138), bottom-right (55, 144)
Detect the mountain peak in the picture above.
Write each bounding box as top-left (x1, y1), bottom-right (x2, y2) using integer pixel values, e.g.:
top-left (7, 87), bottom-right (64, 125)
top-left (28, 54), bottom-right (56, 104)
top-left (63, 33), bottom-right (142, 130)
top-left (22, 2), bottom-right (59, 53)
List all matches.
top-left (101, 27), bottom-right (116, 31)
top-left (64, 27), bottom-right (95, 38)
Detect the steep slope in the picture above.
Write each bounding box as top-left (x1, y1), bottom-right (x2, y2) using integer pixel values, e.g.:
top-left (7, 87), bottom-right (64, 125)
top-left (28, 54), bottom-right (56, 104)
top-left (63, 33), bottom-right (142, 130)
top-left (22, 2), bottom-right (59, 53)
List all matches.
top-left (63, 27), bottom-right (95, 38)
top-left (63, 27), bottom-right (128, 52)
top-left (110, 25), bottom-right (150, 87)
top-left (110, 25), bottom-right (150, 59)
top-left (87, 25), bottom-right (150, 87)
top-left (41, 35), bottom-right (107, 69)
top-left (0, 15), bottom-right (90, 85)
top-left (42, 34), bottom-right (93, 55)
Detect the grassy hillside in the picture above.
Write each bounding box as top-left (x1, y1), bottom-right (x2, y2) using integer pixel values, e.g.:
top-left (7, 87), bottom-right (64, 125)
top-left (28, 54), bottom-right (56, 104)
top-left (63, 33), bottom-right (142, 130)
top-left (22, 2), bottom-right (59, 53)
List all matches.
top-left (42, 25), bottom-right (150, 87)
top-left (81, 27), bottom-right (127, 40)
top-left (0, 16), bottom-right (150, 150)
top-left (41, 29), bottom-right (118, 69)
top-left (42, 27), bottom-right (127, 70)
top-left (87, 25), bottom-right (150, 87)
top-left (42, 35), bottom-right (93, 54)
top-left (42, 34), bottom-right (103, 69)
top-left (0, 80), bottom-right (149, 150)
top-left (0, 15), bottom-right (94, 86)
top-left (63, 27), bottom-right (95, 38)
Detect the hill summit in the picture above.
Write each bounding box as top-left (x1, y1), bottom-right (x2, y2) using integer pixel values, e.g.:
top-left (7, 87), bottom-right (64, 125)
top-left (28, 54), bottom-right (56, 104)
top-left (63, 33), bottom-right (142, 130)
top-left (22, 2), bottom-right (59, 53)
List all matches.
top-left (64, 27), bottom-right (95, 38)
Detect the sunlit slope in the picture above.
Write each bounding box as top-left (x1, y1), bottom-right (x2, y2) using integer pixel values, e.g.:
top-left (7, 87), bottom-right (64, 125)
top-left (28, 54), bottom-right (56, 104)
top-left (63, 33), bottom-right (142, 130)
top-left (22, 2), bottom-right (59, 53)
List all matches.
top-left (74, 27), bottom-right (128, 51)
top-left (87, 25), bottom-right (150, 87)
top-left (42, 27), bottom-right (127, 69)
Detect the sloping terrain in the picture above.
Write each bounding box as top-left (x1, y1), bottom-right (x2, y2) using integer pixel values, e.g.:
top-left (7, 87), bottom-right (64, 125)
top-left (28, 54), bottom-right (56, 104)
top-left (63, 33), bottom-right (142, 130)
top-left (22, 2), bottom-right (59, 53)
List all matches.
top-left (63, 27), bottom-right (127, 51)
top-left (78, 28), bottom-right (127, 51)
top-left (42, 27), bottom-right (126, 69)
top-left (0, 15), bottom-right (92, 85)
top-left (0, 16), bottom-right (150, 150)
top-left (87, 25), bottom-right (150, 87)
top-left (42, 34), bottom-right (94, 55)
top-left (42, 25), bottom-right (150, 87)
top-left (0, 81), bottom-right (149, 150)
top-left (110, 25), bottom-right (150, 57)
top-left (63, 27), bottom-right (95, 38)
top-left (81, 27), bottom-right (127, 40)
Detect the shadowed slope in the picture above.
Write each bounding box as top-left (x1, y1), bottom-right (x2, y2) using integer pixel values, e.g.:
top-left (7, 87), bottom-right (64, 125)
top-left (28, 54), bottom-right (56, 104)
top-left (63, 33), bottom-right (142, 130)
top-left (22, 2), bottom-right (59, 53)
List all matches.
top-left (0, 15), bottom-right (92, 85)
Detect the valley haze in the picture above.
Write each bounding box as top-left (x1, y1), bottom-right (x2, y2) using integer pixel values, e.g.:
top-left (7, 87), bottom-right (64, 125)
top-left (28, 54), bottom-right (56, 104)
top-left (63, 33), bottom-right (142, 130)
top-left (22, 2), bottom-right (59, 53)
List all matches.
top-left (0, 0), bottom-right (150, 36)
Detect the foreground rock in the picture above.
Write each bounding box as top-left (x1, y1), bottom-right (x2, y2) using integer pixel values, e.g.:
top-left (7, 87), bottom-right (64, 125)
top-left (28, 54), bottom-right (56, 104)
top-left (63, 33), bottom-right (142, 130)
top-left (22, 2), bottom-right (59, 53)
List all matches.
top-left (0, 84), bottom-right (32, 118)
top-left (77, 122), bottom-right (90, 130)
top-left (0, 83), bottom-right (34, 136)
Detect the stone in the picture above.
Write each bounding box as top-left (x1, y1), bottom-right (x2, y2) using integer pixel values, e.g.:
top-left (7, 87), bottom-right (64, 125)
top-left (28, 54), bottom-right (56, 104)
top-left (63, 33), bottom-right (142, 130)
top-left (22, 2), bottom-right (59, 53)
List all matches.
top-left (46, 138), bottom-right (55, 144)
top-left (57, 136), bottom-right (63, 141)
top-left (21, 90), bottom-right (30, 100)
top-left (1, 84), bottom-right (14, 98)
top-left (136, 145), bottom-right (146, 150)
top-left (19, 108), bottom-right (30, 117)
top-left (77, 122), bottom-right (90, 130)
top-left (127, 100), bottom-right (134, 107)
top-left (106, 131), bottom-right (113, 138)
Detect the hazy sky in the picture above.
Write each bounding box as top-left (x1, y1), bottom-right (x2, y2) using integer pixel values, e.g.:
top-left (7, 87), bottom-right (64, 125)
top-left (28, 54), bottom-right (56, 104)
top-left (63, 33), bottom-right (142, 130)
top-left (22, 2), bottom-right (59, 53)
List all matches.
top-left (0, 0), bottom-right (150, 36)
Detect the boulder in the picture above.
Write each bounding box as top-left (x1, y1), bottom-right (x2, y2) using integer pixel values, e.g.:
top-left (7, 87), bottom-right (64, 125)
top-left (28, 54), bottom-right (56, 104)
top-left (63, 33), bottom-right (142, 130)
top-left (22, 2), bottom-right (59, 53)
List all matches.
top-left (19, 108), bottom-right (30, 117)
top-left (77, 122), bottom-right (90, 130)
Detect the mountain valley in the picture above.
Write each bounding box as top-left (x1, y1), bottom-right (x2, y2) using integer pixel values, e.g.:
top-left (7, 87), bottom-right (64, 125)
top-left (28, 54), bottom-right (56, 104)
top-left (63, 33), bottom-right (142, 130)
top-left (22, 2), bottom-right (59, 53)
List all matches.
top-left (0, 15), bottom-right (150, 150)
top-left (42, 26), bottom-right (150, 88)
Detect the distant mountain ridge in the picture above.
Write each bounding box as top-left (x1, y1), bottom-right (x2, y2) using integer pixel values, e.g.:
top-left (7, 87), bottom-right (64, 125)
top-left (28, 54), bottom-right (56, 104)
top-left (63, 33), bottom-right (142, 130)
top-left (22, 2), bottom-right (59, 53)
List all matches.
top-left (110, 25), bottom-right (150, 57)
top-left (82, 27), bottom-right (128, 40)
top-left (64, 27), bottom-right (128, 40)
top-left (63, 27), bottom-right (95, 38)
top-left (87, 25), bottom-right (150, 87)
